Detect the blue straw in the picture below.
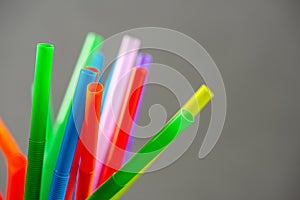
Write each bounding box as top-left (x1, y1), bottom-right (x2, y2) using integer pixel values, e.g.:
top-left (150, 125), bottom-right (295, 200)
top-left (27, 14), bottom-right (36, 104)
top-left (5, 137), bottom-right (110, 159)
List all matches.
top-left (88, 52), bottom-right (104, 82)
top-left (48, 69), bottom-right (96, 200)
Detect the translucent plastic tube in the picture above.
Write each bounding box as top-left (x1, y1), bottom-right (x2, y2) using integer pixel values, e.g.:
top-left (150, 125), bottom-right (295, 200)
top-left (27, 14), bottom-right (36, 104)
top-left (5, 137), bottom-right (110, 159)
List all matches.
top-left (93, 35), bottom-right (140, 190)
top-left (87, 85), bottom-right (213, 200)
top-left (65, 83), bottom-right (103, 200)
top-left (123, 53), bottom-right (152, 164)
top-left (98, 66), bottom-right (148, 185)
top-left (40, 33), bottom-right (103, 200)
top-left (0, 118), bottom-right (27, 200)
top-left (112, 86), bottom-right (214, 199)
top-left (24, 43), bottom-right (54, 200)
top-left (48, 69), bottom-right (96, 200)
top-left (100, 58), bottom-right (116, 113)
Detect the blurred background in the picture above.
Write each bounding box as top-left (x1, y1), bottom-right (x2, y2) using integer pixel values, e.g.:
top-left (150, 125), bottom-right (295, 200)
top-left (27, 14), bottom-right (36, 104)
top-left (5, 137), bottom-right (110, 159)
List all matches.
top-left (0, 0), bottom-right (300, 199)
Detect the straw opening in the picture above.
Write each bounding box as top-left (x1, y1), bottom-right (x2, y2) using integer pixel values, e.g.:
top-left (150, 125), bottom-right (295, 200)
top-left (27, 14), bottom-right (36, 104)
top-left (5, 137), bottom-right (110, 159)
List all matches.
top-left (38, 43), bottom-right (54, 49)
top-left (180, 109), bottom-right (194, 123)
top-left (88, 82), bottom-right (103, 94)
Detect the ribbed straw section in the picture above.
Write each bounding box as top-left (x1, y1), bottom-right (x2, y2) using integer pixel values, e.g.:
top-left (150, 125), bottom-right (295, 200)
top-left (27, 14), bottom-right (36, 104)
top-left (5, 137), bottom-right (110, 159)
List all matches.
top-left (48, 172), bottom-right (69, 200)
top-left (24, 140), bottom-right (45, 200)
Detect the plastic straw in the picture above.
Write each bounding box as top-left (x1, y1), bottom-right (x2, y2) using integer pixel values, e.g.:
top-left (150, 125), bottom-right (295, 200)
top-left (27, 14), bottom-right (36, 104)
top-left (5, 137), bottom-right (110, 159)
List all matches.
top-left (40, 33), bottom-right (103, 200)
top-left (112, 152), bottom-right (161, 200)
top-left (24, 43), bottom-right (54, 200)
top-left (112, 85), bottom-right (214, 199)
top-left (64, 142), bottom-right (80, 200)
top-left (65, 83), bottom-right (103, 200)
top-left (100, 60), bottom-right (115, 113)
top-left (123, 53), bottom-right (152, 164)
top-left (182, 85), bottom-right (213, 117)
top-left (98, 66), bottom-right (148, 185)
top-left (88, 52), bottom-right (104, 82)
top-left (0, 118), bottom-right (27, 200)
top-left (93, 35), bottom-right (140, 190)
top-left (30, 84), bottom-right (54, 142)
top-left (88, 85), bottom-right (213, 200)
top-left (48, 69), bottom-right (96, 199)
top-left (89, 109), bottom-right (193, 200)
top-left (46, 98), bottom-right (54, 141)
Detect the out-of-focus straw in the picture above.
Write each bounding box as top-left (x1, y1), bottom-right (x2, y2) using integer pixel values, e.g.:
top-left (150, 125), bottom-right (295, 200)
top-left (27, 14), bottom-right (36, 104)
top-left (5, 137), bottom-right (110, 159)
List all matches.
top-left (0, 118), bottom-right (27, 200)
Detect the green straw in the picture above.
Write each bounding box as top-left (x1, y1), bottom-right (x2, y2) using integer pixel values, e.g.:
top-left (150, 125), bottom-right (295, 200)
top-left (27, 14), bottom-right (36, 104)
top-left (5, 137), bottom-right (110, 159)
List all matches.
top-left (46, 99), bottom-right (54, 141)
top-left (88, 85), bottom-right (213, 200)
top-left (24, 43), bottom-right (54, 200)
top-left (31, 84), bottom-right (53, 142)
top-left (40, 33), bottom-right (103, 199)
top-left (112, 86), bottom-right (214, 199)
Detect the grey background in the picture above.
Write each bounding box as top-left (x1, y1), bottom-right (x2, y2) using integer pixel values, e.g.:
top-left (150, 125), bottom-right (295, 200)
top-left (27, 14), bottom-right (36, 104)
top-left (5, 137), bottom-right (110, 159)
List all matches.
top-left (0, 0), bottom-right (300, 199)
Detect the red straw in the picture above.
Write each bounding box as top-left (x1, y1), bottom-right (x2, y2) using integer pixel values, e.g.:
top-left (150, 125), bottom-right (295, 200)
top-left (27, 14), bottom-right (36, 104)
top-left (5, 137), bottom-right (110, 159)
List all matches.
top-left (0, 190), bottom-right (3, 200)
top-left (98, 66), bottom-right (147, 185)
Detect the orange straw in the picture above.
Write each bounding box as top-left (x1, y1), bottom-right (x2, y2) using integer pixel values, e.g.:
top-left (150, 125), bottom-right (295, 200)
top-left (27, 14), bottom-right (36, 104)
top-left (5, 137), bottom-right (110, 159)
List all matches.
top-left (0, 118), bottom-right (27, 200)
top-left (65, 83), bottom-right (103, 200)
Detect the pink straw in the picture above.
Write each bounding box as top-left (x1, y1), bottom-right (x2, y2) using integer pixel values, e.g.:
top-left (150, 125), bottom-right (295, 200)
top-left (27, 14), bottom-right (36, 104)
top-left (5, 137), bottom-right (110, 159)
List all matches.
top-left (92, 35), bottom-right (140, 190)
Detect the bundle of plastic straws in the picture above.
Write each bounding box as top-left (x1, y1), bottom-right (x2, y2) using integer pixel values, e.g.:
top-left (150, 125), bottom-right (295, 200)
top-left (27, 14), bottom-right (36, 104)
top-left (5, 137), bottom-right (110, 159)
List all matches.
top-left (0, 32), bottom-right (213, 200)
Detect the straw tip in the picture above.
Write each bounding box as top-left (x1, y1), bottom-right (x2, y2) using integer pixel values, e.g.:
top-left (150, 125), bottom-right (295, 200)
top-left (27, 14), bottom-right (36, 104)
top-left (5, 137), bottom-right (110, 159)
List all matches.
top-left (37, 43), bottom-right (54, 49)
top-left (200, 85), bottom-right (214, 99)
top-left (86, 32), bottom-right (104, 46)
top-left (80, 68), bottom-right (97, 77)
top-left (123, 35), bottom-right (141, 46)
top-left (180, 109), bottom-right (194, 123)
top-left (87, 32), bottom-right (102, 39)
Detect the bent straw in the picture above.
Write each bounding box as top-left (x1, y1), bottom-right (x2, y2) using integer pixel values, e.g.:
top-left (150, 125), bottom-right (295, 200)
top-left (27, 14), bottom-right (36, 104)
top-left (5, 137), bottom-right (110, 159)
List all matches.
top-left (123, 53), bottom-right (152, 164)
top-left (88, 85), bottom-right (213, 200)
top-left (93, 35), bottom-right (140, 190)
top-left (40, 33), bottom-right (103, 200)
top-left (48, 69), bottom-right (96, 199)
top-left (65, 83), bottom-right (103, 200)
top-left (0, 118), bottom-right (27, 200)
top-left (98, 67), bottom-right (148, 185)
top-left (24, 43), bottom-right (54, 200)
